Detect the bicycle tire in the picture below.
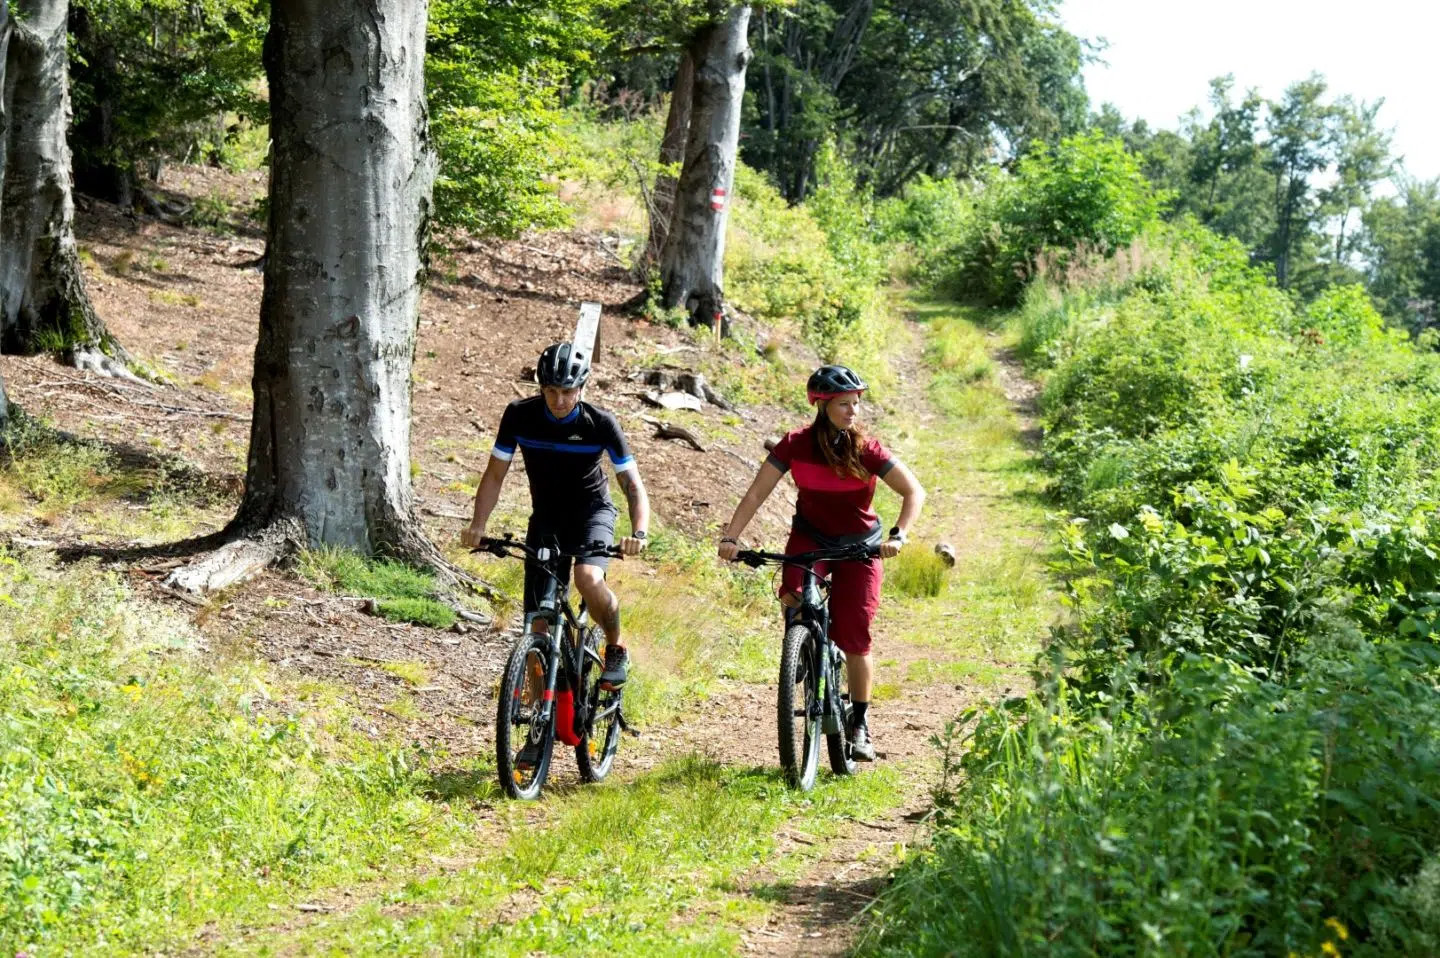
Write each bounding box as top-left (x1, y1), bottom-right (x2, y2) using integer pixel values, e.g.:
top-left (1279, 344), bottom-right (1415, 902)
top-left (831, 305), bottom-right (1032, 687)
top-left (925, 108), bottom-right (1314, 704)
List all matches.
top-left (826, 645), bottom-right (857, 777)
top-left (575, 626), bottom-right (621, 783)
top-left (496, 631), bottom-right (555, 800)
top-left (778, 623), bottom-right (822, 790)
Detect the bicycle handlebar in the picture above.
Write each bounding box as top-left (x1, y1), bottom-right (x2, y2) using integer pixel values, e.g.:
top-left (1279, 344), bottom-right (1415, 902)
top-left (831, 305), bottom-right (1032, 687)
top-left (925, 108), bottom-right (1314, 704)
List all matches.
top-left (733, 543), bottom-right (881, 569)
top-left (473, 535), bottom-right (626, 562)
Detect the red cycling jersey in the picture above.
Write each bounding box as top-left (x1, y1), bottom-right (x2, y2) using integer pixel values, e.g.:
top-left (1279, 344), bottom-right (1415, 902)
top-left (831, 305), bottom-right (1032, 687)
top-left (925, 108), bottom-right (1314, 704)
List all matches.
top-left (766, 425), bottom-right (896, 541)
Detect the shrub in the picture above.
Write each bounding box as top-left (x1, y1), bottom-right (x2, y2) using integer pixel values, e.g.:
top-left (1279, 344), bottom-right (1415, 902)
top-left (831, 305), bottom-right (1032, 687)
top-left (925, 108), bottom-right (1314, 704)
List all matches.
top-left (865, 643), bottom-right (1440, 957)
top-left (870, 215), bottom-right (1440, 954)
top-left (943, 132), bottom-right (1166, 305)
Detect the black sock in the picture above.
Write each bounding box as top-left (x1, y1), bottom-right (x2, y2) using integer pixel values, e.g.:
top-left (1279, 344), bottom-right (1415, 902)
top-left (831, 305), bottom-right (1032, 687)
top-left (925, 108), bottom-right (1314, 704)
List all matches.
top-left (852, 701), bottom-right (869, 727)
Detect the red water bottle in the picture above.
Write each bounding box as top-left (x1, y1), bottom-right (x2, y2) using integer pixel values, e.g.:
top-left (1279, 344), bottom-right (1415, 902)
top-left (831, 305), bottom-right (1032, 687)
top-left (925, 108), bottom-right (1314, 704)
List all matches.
top-left (555, 687), bottom-right (581, 746)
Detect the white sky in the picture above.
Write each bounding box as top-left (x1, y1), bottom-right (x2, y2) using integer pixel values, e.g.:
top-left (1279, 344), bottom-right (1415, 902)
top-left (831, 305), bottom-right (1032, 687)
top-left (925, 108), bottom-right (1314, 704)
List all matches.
top-left (1060, 0), bottom-right (1440, 182)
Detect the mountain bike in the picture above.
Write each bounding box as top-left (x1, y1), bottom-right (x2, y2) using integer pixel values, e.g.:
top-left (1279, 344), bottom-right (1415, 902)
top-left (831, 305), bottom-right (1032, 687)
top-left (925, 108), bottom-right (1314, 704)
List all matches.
top-left (475, 535), bottom-right (630, 800)
top-left (733, 542), bottom-right (881, 790)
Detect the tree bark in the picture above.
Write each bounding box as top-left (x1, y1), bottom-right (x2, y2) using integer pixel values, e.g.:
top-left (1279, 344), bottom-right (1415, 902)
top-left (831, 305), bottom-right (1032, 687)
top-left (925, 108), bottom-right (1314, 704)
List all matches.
top-left (0, 0), bottom-right (10, 425)
top-left (233, 0), bottom-right (436, 558)
top-left (638, 51), bottom-right (694, 276)
top-left (659, 4), bottom-right (751, 331)
top-left (0, 0), bottom-right (128, 373)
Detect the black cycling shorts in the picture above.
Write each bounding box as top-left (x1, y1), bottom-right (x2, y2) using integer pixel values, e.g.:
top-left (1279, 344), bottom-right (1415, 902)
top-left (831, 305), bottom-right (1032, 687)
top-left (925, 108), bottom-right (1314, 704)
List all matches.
top-left (523, 506), bottom-right (618, 614)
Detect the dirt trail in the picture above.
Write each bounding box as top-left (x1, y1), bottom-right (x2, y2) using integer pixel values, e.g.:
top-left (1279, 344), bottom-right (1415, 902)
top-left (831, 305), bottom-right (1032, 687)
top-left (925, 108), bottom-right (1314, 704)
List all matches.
top-left (216, 302), bottom-right (1048, 956)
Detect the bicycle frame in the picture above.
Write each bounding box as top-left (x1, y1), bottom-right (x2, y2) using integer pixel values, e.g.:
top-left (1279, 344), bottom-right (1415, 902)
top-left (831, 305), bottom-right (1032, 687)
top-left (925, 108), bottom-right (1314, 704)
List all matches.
top-left (479, 536), bottom-right (627, 739)
top-left (738, 543), bottom-right (880, 741)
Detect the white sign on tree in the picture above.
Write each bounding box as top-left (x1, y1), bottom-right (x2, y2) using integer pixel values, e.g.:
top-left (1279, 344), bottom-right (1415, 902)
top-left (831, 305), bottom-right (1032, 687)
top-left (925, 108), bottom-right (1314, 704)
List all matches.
top-left (574, 301), bottom-right (603, 362)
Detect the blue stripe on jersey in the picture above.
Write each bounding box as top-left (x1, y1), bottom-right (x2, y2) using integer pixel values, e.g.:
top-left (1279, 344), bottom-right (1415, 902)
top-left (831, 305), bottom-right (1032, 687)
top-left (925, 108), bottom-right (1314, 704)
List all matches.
top-left (494, 443), bottom-right (516, 455)
top-left (610, 454), bottom-right (634, 467)
top-left (517, 437), bottom-right (603, 454)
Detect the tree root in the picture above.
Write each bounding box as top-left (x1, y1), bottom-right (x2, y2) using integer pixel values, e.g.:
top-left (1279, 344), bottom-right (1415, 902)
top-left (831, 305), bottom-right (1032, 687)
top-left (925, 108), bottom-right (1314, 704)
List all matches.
top-left (164, 533), bottom-right (294, 594)
top-left (68, 344), bottom-right (153, 388)
top-left (60, 503), bottom-right (499, 612)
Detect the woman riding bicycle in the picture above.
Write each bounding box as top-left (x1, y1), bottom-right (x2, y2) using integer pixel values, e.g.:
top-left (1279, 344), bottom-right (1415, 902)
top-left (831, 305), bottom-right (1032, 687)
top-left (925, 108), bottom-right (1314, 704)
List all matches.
top-left (718, 364), bottom-right (925, 760)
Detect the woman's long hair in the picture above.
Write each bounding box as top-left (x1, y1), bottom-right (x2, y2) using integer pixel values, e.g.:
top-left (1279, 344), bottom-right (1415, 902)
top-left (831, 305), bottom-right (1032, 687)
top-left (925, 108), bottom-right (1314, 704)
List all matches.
top-left (813, 404), bottom-right (869, 480)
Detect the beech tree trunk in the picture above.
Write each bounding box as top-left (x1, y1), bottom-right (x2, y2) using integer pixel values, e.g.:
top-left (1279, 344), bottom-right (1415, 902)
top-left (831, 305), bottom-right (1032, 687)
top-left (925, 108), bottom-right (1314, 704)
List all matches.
top-left (0, 0), bottom-right (10, 424)
top-left (659, 4), bottom-right (751, 330)
top-left (638, 52), bottom-right (694, 275)
top-left (0, 0), bottom-right (127, 373)
top-left (235, 0), bottom-right (435, 557)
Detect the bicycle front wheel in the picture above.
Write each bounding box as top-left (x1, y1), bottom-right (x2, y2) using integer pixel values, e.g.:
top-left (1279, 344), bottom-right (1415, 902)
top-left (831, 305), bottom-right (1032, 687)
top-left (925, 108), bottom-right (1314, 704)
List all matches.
top-left (496, 631), bottom-right (555, 800)
top-left (575, 626), bottom-right (621, 783)
top-left (778, 623), bottom-right (822, 790)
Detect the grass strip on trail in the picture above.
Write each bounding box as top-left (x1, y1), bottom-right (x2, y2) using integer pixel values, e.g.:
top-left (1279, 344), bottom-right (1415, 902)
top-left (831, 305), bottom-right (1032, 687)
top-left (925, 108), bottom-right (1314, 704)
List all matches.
top-left (872, 295), bottom-right (1053, 672)
top-left (240, 759), bottom-right (907, 956)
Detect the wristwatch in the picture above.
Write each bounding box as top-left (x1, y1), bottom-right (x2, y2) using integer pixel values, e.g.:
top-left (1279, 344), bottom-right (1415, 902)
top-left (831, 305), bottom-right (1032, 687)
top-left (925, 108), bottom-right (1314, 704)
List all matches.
top-left (633, 530), bottom-right (648, 540)
top-left (888, 526), bottom-right (908, 545)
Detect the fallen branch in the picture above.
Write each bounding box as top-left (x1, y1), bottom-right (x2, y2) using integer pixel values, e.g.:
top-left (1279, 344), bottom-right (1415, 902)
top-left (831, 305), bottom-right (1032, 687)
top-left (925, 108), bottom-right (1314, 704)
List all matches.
top-left (721, 449), bottom-right (759, 471)
top-left (122, 399), bottom-right (247, 421)
top-left (421, 506), bottom-right (473, 521)
top-left (8, 535), bottom-right (56, 550)
top-left (639, 415), bottom-right (706, 452)
top-left (70, 346), bottom-right (154, 389)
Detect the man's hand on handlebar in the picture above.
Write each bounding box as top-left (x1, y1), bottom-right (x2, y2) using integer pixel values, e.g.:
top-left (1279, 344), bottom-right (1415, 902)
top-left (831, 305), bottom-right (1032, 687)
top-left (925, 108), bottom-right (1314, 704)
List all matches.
top-left (717, 537), bottom-right (741, 562)
top-left (619, 535), bottom-right (648, 557)
top-left (460, 523), bottom-right (486, 549)
top-left (879, 538), bottom-right (902, 560)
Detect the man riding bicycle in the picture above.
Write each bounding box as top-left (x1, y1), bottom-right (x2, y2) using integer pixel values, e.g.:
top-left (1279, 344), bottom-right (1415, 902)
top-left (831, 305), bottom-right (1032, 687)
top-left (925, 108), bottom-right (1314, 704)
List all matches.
top-left (461, 342), bottom-right (649, 697)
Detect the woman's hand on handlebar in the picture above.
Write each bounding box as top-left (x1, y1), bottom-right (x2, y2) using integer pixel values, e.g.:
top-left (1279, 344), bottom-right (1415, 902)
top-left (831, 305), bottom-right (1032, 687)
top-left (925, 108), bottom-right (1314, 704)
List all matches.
top-left (717, 537), bottom-right (740, 562)
top-left (460, 523), bottom-right (486, 549)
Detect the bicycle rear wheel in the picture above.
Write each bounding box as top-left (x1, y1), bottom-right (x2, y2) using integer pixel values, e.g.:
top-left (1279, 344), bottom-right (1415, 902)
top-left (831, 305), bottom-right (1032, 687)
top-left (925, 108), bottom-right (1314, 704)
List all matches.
top-left (575, 626), bottom-right (621, 783)
top-left (778, 623), bottom-right (822, 790)
top-left (826, 645), bottom-right (857, 777)
top-left (496, 631), bottom-right (555, 800)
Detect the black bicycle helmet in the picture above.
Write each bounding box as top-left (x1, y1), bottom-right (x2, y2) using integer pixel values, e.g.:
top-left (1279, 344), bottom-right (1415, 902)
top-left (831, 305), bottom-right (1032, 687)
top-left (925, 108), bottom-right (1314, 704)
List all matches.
top-left (536, 342), bottom-right (591, 389)
top-left (806, 364), bottom-right (867, 404)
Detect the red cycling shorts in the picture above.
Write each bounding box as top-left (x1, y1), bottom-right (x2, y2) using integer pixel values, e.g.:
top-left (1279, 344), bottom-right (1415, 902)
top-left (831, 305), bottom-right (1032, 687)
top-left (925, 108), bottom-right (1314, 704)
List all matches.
top-left (779, 529), bottom-right (883, 656)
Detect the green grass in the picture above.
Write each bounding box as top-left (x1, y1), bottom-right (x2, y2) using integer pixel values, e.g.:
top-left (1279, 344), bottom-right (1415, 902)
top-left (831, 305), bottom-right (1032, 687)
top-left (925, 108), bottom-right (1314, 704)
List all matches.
top-left (3, 429), bottom-right (114, 507)
top-left (904, 657), bottom-right (1006, 688)
top-left (885, 546), bottom-right (948, 599)
top-left (0, 557), bottom-right (478, 956)
top-left (245, 758), bottom-right (908, 956)
top-left (380, 660), bottom-right (431, 686)
top-left (0, 421), bottom-right (224, 540)
top-left (297, 548), bottom-right (458, 629)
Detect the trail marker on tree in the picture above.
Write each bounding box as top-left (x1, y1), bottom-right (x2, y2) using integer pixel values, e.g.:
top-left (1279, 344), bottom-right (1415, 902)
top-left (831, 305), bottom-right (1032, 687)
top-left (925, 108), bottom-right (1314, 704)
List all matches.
top-left (574, 301), bottom-right (602, 362)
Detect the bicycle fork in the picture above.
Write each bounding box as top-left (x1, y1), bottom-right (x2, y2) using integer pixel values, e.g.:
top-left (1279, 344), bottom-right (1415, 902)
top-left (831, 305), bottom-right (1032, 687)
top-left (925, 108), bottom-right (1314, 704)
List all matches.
top-left (819, 643), bottom-right (847, 736)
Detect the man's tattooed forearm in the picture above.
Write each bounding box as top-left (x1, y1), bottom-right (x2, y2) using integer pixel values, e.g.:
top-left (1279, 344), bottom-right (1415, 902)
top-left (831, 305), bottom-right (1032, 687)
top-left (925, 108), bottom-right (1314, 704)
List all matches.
top-left (619, 471), bottom-right (643, 512)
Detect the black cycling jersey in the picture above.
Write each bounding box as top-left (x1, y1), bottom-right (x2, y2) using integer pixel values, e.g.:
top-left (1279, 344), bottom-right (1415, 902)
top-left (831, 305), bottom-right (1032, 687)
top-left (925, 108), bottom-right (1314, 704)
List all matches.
top-left (490, 396), bottom-right (635, 519)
